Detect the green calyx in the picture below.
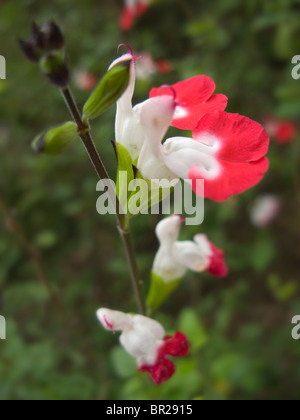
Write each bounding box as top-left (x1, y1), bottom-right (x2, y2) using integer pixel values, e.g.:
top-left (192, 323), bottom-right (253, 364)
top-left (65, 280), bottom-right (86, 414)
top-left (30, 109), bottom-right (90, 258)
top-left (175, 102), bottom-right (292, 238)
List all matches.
top-left (32, 121), bottom-right (78, 155)
top-left (83, 60), bottom-right (131, 120)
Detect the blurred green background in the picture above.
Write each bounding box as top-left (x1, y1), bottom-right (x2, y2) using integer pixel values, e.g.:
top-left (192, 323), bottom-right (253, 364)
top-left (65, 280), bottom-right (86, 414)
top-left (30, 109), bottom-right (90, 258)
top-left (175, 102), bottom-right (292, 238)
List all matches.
top-left (0, 0), bottom-right (300, 400)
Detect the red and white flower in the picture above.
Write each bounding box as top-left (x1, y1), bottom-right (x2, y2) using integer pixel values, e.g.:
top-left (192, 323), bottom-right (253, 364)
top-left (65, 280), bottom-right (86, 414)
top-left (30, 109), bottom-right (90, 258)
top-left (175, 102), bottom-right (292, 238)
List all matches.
top-left (120, 0), bottom-right (150, 31)
top-left (150, 76), bottom-right (228, 130)
top-left (153, 215), bottom-right (228, 282)
top-left (113, 47), bottom-right (269, 201)
top-left (97, 308), bottom-right (189, 385)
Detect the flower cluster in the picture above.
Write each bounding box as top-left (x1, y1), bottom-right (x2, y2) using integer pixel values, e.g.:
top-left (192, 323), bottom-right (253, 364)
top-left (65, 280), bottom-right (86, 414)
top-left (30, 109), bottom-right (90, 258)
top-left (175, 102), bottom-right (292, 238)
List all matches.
top-left (96, 46), bottom-right (270, 385)
top-left (115, 48), bottom-right (270, 202)
top-left (97, 308), bottom-right (188, 384)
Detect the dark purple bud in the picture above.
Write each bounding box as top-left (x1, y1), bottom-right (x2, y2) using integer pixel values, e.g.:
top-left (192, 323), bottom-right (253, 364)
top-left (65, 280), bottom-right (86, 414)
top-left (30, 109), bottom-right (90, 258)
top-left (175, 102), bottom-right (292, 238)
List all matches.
top-left (31, 22), bottom-right (47, 49)
top-left (43, 20), bottom-right (65, 49)
top-left (18, 39), bottom-right (39, 62)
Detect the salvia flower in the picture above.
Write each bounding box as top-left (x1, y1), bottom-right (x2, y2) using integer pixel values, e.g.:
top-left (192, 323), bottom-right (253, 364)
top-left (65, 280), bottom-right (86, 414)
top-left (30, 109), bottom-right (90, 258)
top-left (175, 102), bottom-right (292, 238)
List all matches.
top-left (97, 308), bottom-right (189, 384)
top-left (114, 47), bottom-right (270, 201)
top-left (153, 215), bottom-right (228, 282)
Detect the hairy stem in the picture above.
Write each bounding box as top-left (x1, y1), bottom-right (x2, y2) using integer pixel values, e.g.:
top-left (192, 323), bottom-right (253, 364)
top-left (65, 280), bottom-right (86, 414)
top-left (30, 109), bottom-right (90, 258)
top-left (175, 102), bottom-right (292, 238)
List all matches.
top-left (61, 87), bottom-right (146, 315)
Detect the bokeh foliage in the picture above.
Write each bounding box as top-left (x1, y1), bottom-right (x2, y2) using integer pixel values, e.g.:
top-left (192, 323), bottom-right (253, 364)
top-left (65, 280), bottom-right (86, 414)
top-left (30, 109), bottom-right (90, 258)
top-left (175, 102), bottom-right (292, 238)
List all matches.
top-left (0, 0), bottom-right (300, 400)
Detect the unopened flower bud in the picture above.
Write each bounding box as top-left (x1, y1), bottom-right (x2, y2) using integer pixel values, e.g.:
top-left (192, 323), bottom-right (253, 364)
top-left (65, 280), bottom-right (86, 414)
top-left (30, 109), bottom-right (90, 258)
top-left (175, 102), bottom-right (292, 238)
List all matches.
top-left (42, 20), bottom-right (65, 50)
top-left (32, 121), bottom-right (77, 155)
top-left (19, 21), bottom-right (68, 85)
top-left (39, 51), bottom-right (69, 87)
top-left (19, 39), bottom-right (40, 63)
top-left (83, 59), bottom-right (131, 120)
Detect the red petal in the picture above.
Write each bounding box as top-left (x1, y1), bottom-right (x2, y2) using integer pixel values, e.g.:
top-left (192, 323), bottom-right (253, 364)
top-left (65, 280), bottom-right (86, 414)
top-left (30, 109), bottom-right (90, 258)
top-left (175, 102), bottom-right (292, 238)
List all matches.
top-left (120, 7), bottom-right (136, 31)
top-left (161, 331), bottom-right (189, 357)
top-left (193, 111), bottom-right (270, 163)
top-left (208, 243), bottom-right (228, 278)
top-left (151, 76), bottom-right (216, 105)
top-left (189, 157), bottom-right (269, 202)
top-left (139, 357), bottom-right (176, 385)
top-left (150, 76), bottom-right (227, 130)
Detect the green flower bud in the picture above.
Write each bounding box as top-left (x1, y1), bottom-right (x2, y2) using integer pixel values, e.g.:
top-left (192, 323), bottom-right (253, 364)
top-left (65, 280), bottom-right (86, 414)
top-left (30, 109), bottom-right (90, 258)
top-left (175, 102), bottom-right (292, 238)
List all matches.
top-left (32, 122), bottom-right (77, 155)
top-left (83, 59), bottom-right (131, 120)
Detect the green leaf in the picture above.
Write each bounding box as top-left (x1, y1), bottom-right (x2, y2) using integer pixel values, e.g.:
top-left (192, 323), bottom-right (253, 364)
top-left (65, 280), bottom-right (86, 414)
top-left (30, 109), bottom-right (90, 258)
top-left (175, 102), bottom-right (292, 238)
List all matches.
top-left (147, 271), bottom-right (181, 312)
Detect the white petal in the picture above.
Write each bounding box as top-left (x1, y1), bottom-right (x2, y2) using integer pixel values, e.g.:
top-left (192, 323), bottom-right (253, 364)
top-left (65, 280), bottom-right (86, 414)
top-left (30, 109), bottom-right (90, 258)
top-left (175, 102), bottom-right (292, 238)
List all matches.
top-left (96, 308), bottom-right (133, 332)
top-left (120, 314), bottom-right (164, 365)
top-left (153, 244), bottom-right (188, 282)
top-left (137, 96), bottom-right (178, 181)
top-left (155, 215), bottom-right (182, 245)
top-left (153, 215), bottom-right (187, 282)
top-left (193, 234), bottom-right (212, 257)
top-left (133, 315), bottom-right (165, 339)
top-left (115, 57), bottom-right (146, 160)
top-left (163, 136), bottom-right (221, 180)
top-left (172, 240), bottom-right (209, 272)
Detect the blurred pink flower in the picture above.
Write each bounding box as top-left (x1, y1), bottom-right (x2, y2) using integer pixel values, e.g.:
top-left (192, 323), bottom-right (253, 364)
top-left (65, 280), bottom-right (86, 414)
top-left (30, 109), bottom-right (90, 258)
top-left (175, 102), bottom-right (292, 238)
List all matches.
top-left (250, 194), bottom-right (281, 227)
top-left (74, 70), bottom-right (97, 91)
top-left (135, 52), bottom-right (173, 81)
top-left (97, 308), bottom-right (189, 385)
top-left (120, 0), bottom-right (150, 31)
top-left (264, 116), bottom-right (297, 144)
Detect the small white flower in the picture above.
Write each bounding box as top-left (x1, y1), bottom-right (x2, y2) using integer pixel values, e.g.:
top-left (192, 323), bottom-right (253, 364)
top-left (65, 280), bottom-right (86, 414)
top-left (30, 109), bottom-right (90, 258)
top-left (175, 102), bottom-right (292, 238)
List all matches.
top-left (96, 307), bottom-right (189, 384)
top-left (152, 215), bottom-right (228, 282)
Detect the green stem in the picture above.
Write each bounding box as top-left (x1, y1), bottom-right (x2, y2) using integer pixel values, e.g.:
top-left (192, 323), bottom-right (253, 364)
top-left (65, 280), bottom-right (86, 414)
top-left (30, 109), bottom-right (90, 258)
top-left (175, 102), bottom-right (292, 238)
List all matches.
top-left (60, 87), bottom-right (146, 315)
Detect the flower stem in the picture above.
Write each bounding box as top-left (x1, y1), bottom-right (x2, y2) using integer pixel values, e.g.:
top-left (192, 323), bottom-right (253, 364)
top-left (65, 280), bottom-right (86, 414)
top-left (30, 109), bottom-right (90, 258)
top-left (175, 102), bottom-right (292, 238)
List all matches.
top-left (60, 87), bottom-right (146, 315)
